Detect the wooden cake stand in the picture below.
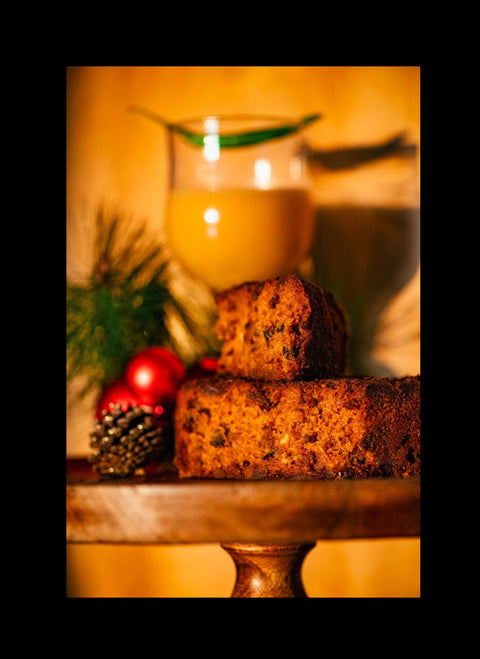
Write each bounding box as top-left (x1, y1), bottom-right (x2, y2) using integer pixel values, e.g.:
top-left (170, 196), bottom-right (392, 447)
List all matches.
top-left (66, 458), bottom-right (420, 598)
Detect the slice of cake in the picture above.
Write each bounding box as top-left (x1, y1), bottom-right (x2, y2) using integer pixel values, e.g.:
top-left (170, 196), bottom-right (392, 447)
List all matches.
top-left (214, 275), bottom-right (347, 381)
top-left (174, 375), bottom-right (420, 480)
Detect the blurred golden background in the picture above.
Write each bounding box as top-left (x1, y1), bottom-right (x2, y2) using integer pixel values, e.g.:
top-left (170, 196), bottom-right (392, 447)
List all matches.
top-left (66, 65), bottom-right (421, 597)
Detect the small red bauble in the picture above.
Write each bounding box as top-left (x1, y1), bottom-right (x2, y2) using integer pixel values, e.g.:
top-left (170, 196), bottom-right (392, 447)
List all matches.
top-left (185, 356), bottom-right (219, 380)
top-left (124, 346), bottom-right (186, 408)
top-left (95, 379), bottom-right (141, 419)
top-left (198, 357), bottom-right (219, 373)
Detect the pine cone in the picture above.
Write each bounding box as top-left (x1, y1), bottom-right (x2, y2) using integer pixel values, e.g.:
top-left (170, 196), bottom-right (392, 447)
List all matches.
top-left (88, 404), bottom-right (169, 477)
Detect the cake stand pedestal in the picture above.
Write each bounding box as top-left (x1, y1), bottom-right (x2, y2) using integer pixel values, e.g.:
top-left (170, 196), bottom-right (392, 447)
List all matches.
top-left (221, 542), bottom-right (316, 597)
top-left (66, 458), bottom-right (420, 598)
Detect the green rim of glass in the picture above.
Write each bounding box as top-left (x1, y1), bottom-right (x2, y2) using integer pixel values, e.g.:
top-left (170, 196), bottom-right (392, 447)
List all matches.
top-left (129, 107), bottom-right (321, 148)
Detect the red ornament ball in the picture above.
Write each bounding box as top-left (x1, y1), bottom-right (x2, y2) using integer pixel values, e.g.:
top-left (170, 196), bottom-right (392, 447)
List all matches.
top-left (95, 379), bottom-right (141, 420)
top-left (141, 346), bottom-right (186, 386)
top-left (124, 346), bottom-right (186, 407)
top-left (185, 356), bottom-right (219, 380)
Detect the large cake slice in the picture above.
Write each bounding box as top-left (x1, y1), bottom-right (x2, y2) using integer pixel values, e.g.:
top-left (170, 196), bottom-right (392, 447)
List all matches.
top-left (174, 375), bottom-right (420, 480)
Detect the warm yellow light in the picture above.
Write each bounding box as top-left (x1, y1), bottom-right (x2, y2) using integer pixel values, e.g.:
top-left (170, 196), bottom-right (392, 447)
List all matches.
top-left (204, 206), bottom-right (220, 240)
top-left (254, 158), bottom-right (271, 189)
top-left (203, 207), bottom-right (220, 225)
top-left (203, 118), bottom-right (220, 162)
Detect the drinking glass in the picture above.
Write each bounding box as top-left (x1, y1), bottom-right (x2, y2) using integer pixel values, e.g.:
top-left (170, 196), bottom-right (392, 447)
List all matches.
top-left (164, 115), bottom-right (316, 292)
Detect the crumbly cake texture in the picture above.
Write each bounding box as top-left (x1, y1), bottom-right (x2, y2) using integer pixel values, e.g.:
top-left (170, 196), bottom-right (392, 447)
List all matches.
top-left (214, 275), bottom-right (348, 381)
top-left (174, 375), bottom-right (420, 480)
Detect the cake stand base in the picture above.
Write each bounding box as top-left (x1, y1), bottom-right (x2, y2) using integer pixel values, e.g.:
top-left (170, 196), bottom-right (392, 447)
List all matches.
top-left (221, 542), bottom-right (316, 598)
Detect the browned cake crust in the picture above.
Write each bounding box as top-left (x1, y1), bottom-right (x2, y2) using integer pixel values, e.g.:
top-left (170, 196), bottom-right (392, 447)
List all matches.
top-left (174, 375), bottom-right (420, 480)
top-left (214, 275), bottom-right (347, 381)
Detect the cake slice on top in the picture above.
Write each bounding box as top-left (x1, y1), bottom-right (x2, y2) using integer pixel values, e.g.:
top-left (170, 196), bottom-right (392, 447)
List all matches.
top-left (214, 274), bottom-right (348, 381)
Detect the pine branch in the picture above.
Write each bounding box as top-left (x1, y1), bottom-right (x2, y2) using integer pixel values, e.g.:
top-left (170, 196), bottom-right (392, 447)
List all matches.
top-left (67, 207), bottom-right (218, 403)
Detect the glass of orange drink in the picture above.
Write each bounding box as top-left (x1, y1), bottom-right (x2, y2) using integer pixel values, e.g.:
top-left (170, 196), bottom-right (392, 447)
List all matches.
top-left (164, 115), bottom-right (318, 292)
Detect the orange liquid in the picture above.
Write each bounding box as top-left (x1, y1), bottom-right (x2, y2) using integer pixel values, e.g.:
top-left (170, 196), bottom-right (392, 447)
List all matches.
top-left (166, 188), bottom-right (314, 291)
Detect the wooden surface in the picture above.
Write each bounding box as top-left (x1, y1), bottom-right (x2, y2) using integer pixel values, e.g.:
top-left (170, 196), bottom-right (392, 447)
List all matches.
top-left (66, 458), bottom-right (420, 545)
